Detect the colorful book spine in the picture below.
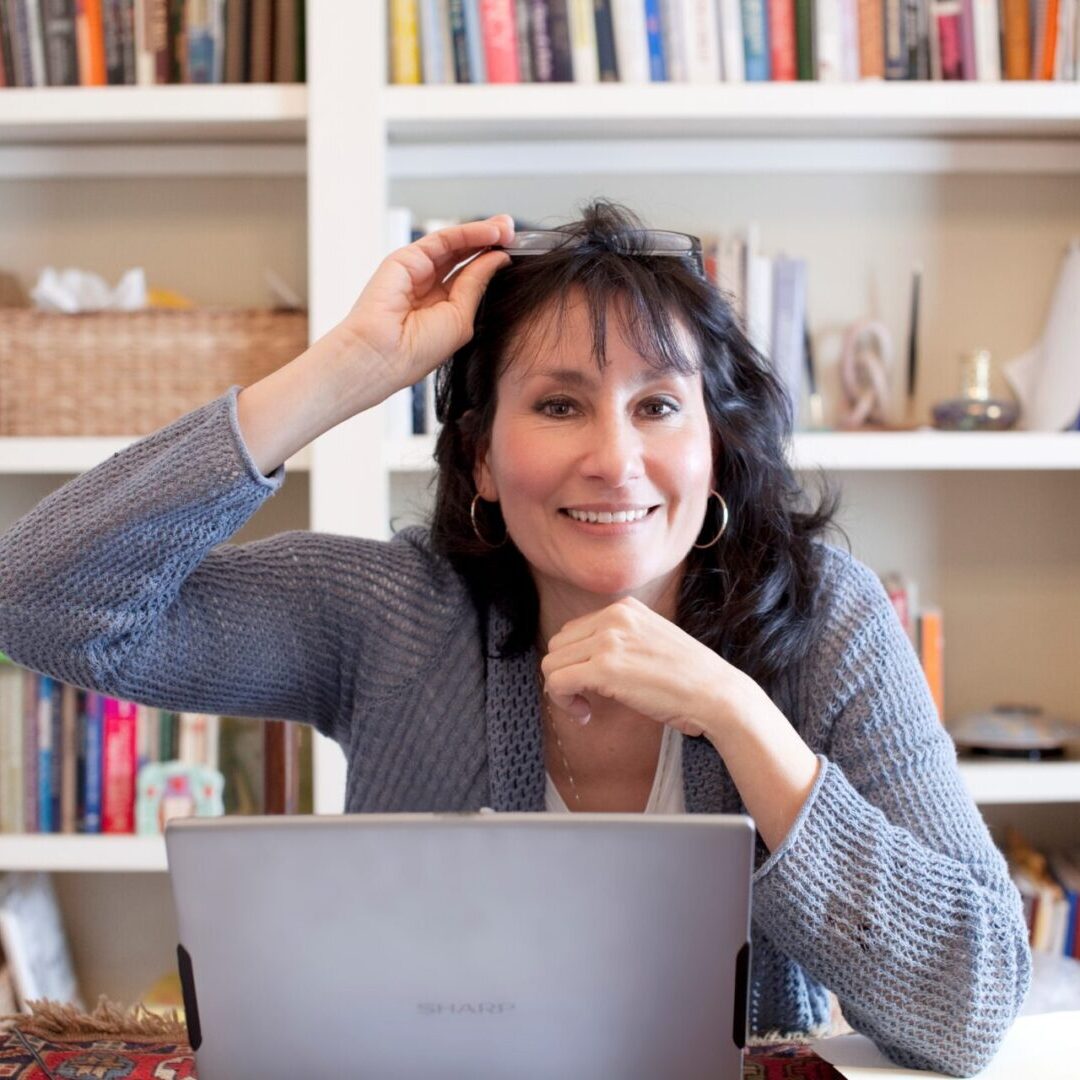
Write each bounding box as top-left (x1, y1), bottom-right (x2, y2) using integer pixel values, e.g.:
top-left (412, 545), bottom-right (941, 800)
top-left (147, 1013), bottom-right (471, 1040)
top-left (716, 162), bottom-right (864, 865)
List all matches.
top-left (36, 676), bottom-right (60, 833)
top-left (768, 0), bottom-right (797, 78)
top-left (857, 0), bottom-right (885, 75)
top-left (932, 0), bottom-right (964, 79)
top-left (643, 0), bottom-right (666, 79)
top-left (1001, 0), bottom-right (1032, 77)
top-left (102, 697), bottom-right (137, 833)
top-left (389, 0), bottom-right (422, 83)
top-left (740, 0), bottom-right (770, 80)
top-left (75, 0), bottom-right (107, 83)
top-left (82, 692), bottom-right (104, 833)
top-left (917, 607), bottom-right (945, 723)
top-left (479, 0), bottom-right (521, 81)
top-left (22, 671), bottom-right (38, 832)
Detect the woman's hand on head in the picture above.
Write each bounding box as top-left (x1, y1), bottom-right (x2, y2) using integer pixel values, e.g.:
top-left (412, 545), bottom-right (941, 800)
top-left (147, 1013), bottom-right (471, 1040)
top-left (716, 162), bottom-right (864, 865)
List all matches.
top-left (540, 597), bottom-right (762, 745)
top-left (337, 215), bottom-right (514, 395)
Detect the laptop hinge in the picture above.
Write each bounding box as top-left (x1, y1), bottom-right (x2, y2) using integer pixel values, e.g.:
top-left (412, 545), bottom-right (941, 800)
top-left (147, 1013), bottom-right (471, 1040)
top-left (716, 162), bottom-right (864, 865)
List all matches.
top-left (176, 943), bottom-right (202, 1050)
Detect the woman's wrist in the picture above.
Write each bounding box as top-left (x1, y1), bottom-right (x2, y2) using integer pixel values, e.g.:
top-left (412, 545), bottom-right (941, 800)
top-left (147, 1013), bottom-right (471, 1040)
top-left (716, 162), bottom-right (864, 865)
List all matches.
top-left (704, 676), bottom-right (821, 852)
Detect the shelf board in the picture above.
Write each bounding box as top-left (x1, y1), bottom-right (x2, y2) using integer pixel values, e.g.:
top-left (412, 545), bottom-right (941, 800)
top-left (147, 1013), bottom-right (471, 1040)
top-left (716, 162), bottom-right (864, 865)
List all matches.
top-left (0, 85), bottom-right (307, 144)
top-left (2, 759), bottom-right (1076, 873)
top-left (0, 834), bottom-right (166, 872)
top-left (958, 758), bottom-right (1080, 805)
top-left (386, 83), bottom-right (1080, 142)
top-left (793, 430), bottom-right (1080, 470)
top-left (387, 431), bottom-right (1080, 474)
top-left (0, 438), bottom-right (310, 475)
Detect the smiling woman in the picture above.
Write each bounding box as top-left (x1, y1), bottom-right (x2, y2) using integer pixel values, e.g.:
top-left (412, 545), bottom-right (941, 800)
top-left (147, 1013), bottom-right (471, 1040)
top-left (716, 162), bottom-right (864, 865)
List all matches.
top-left (0, 200), bottom-right (1030, 1076)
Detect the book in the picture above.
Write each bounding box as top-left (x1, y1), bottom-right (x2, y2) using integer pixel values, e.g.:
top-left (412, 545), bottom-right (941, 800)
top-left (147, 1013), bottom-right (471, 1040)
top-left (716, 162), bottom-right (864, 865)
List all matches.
top-left (566, 0), bottom-right (598, 81)
top-left (768, 0), bottom-right (796, 78)
top-left (0, 661), bottom-right (23, 833)
top-left (419, 0), bottom-right (454, 83)
top-left (740, 0), bottom-right (769, 80)
top-left (611, 0), bottom-right (649, 81)
top-left (917, 606), bottom-right (944, 723)
top-left (41, 0), bottom-right (79, 85)
top-left (75, 0), bottom-right (107, 84)
top-left (857, 0), bottom-right (885, 75)
top-left (770, 255), bottom-right (808, 426)
top-left (390, 0), bottom-right (421, 83)
top-left (479, 0), bottom-right (520, 81)
top-left (102, 697), bottom-right (137, 833)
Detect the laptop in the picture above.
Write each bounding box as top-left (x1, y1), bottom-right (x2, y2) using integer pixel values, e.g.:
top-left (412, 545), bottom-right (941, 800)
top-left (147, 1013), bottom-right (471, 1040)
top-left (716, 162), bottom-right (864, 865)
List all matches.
top-left (165, 812), bottom-right (755, 1080)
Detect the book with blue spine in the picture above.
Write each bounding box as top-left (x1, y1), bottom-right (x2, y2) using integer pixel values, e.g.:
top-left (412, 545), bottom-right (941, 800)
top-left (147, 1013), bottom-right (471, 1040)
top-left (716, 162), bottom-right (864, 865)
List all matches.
top-left (36, 676), bottom-right (60, 833)
top-left (741, 0), bottom-right (771, 80)
top-left (82, 691), bottom-right (104, 833)
top-left (644, 0), bottom-right (667, 79)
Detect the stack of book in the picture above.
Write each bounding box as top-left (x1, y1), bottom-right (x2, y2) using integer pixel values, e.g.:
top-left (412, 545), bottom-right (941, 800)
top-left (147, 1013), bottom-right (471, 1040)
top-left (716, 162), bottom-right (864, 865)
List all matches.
top-left (389, 0), bottom-right (1079, 85)
top-left (0, 653), bottom-right (310, 834)
top-left (0, 0), bottom-right (305, 88)
top-left (1006, 828), bottom-right (1080, 961)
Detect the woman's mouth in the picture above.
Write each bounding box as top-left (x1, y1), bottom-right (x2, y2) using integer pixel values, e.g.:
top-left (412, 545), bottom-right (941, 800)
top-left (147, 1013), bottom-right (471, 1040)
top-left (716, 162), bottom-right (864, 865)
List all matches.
top-left (560, 506), bottom-right (659, 525)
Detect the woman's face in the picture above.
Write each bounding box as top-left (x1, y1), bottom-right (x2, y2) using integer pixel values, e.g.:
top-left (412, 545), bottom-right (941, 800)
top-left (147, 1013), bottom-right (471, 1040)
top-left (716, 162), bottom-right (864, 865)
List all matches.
top-left (474, 295), bottom-right (715, 607)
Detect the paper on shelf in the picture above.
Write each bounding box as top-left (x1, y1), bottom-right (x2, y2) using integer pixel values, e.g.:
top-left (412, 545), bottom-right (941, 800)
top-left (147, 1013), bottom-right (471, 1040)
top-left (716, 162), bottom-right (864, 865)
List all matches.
top-left (1003, 241), bottom-right (1080, 432)
top-left (30, 266), bottom-right (148, 313)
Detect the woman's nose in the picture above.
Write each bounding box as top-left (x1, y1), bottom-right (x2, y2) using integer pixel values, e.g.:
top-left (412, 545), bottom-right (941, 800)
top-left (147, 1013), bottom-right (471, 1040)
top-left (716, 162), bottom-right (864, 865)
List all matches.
top-left (579, 415), bottom-right (644, 487)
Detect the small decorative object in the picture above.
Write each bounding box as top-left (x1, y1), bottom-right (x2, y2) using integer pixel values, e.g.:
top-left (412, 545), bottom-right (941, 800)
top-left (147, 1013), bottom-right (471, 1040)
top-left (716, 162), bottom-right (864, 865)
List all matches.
top-left (837, 320), bottom-right (894, 429)
top-left (136, 761), bottom-right (225, 835)
top-left (1002, 239), bottom-right (1080, 431)
top-left (931, 349), bottom-right (1019, 431)
top-left (949, 703), bottom-right (1079, 759)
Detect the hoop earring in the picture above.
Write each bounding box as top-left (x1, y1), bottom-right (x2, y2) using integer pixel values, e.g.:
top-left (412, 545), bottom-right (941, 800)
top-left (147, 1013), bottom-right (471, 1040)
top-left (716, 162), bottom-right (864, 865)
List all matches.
top-left (693, 490), bottom-right (729, 549)
top-left (470, 493), bottom-right (509, 549)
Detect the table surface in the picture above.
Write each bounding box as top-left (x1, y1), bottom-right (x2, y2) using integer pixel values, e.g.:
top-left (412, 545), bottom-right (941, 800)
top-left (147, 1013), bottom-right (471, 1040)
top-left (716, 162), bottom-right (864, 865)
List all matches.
top-left (809, 1010), bottom-right (1080, 1079)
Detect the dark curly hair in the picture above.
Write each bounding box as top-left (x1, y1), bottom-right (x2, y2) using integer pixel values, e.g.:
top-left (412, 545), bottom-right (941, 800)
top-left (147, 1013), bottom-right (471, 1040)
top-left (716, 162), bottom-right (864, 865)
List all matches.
top-left (429, 200), bottom-right (845, 696)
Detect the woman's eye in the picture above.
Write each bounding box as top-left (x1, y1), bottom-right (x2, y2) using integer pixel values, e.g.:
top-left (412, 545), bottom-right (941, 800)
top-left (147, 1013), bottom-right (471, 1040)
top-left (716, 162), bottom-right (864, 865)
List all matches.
top-left (641, 398), bottom-right (679, 418)
top-left (538, 398), bottom-right (577, 418)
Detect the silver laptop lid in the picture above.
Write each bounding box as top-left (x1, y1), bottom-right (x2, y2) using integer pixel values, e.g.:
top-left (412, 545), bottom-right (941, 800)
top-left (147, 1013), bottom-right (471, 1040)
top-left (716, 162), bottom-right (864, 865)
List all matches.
top-left (166, 813), bottom-right (754, 1080)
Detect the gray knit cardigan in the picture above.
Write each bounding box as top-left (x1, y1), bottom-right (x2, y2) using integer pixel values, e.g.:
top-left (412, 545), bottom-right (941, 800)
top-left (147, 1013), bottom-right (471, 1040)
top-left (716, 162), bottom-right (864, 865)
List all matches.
top-left (0, 387), bottom-right (1029, 1076)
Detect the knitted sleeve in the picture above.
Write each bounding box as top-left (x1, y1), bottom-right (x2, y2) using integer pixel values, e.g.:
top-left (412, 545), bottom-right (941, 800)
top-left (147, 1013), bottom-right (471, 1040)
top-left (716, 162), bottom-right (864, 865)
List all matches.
top-left (0, 387), bottom-right (460, 744)
top-left (749, 551), bottom-right (1031, 1077)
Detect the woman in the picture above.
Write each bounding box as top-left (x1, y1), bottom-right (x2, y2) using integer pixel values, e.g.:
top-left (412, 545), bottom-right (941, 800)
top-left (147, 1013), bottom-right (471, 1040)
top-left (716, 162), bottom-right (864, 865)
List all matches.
top-left (0, 202), bottom-right (1028, 1075)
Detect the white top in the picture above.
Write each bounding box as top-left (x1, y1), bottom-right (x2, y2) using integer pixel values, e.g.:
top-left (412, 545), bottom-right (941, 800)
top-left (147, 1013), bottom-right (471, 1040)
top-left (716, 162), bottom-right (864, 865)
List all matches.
top-left (545, 724), bottom-right (686, 813)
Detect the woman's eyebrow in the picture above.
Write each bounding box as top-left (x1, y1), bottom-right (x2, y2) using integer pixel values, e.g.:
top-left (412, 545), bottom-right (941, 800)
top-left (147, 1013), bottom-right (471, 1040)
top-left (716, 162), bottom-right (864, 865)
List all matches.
top-left (520, 366), bottom-right (683, 389)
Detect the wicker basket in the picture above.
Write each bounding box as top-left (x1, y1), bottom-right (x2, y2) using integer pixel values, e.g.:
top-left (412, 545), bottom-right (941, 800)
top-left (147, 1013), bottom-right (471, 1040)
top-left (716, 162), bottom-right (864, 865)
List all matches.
top-left (0, 309), bottom-right (309, 436)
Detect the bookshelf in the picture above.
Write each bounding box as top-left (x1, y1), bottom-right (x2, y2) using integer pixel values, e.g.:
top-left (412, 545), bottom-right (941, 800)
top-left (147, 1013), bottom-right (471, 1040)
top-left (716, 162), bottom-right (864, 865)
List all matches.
top-left (0, 0), bottom-right (1078, 1003)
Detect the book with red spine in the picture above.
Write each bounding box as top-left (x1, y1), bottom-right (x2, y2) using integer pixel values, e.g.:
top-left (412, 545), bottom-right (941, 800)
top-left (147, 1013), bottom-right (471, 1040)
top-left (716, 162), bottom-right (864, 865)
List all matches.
top-left (932, 0), bottom-right (964, 77)
top-left (102, 697), bottom-right (137, 833)
top-left (766, 0), bottom-right (796, 78)
top-left (479, 0), bottom-right (520, 80)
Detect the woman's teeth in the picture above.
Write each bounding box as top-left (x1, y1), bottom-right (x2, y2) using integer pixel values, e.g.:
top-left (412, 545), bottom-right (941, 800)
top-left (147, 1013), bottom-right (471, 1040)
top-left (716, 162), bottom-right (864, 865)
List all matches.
top-left (566, 508), bottom-right (651, 524)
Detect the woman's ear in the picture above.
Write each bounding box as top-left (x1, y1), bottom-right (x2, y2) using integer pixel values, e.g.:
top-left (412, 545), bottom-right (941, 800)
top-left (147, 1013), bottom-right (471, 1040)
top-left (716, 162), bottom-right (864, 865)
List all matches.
top-left (473, 443), bottom-right (497, 501)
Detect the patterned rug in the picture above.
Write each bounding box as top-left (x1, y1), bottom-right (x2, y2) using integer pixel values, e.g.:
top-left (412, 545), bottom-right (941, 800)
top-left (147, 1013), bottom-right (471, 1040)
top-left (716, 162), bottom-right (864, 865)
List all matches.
top-left (0, 998), bottom-right (843, 1078)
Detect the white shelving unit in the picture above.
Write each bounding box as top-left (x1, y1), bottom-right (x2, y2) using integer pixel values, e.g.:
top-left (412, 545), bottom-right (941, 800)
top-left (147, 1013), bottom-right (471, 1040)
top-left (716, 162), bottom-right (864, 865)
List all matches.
top-left (389, 431), bottom-right (1080, 474)
top-left (1, 0), bottom-right (1078, 1001)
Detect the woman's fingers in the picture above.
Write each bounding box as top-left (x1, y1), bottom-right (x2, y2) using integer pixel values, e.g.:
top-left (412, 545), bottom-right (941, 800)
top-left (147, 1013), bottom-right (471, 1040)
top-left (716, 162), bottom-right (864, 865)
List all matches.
top-left (414, 216), bottom-right (514, 277)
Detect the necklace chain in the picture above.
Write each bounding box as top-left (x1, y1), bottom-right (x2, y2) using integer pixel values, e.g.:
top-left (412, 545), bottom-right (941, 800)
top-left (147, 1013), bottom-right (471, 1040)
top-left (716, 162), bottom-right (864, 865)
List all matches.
top-left (538, 671), bottom-right (582, 806)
